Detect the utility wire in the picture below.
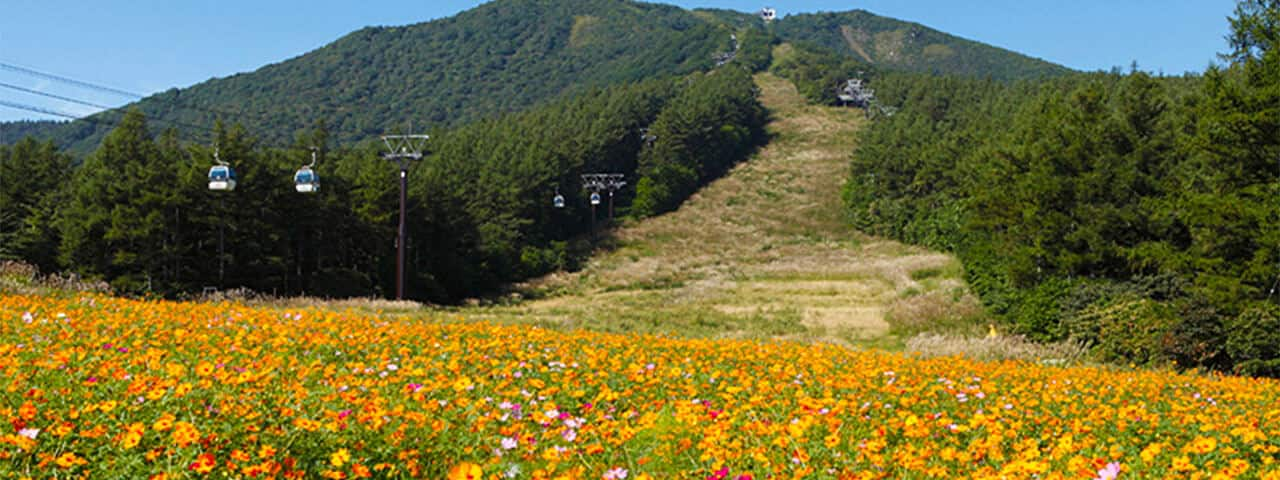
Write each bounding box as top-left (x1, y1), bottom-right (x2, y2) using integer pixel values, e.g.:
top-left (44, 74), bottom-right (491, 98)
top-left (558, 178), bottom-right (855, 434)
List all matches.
top-left (0, 61), bottom-right (144, 98)
top-left (0, 99), bottom-right (89, 121)
top-left (0, 60), bottom-right (242, 119)
top-left (1, 61), bottom-right (328, 152)
top-left (0, 95), bottom-right (311, 152)
top-left (0, 80), bottom-right (114, 111)
top-left (0, 99), bottom-right (215, 144)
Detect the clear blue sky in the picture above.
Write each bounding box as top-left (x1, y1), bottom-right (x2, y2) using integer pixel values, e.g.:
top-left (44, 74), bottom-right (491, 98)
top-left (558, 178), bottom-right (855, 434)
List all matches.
top-left (0, 0), bottom-right (1238, 122)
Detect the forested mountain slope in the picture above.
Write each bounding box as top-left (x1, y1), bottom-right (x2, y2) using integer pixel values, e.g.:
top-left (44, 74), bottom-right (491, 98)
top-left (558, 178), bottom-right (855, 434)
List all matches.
top-left (773, 10), bottom-right (1071, 80)
top-left (2, 0), bottom-right (1071, 153)
top-left (11, 0), bottom-right (732, 152)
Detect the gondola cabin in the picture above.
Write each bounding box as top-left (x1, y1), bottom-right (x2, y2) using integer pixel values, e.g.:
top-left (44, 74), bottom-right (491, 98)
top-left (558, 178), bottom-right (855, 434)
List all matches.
top-left (760, 7), bottom-right (776, 22)
top-left (553, 193), bottom-right (566, 209)
top-left (590, 192), bottom-right (601, 206)
top-left (294, 166), bottom-right (319, 193)
top-left (208, 165), bottom-right (237, 191)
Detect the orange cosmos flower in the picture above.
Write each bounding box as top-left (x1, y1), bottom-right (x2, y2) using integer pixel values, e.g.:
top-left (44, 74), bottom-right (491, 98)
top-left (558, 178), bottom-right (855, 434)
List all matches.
top-left (188, 453), bottom-right (216, 474)
top-left (171, 422), bottom-right (200, 447)
top-left (17, 402), bottom-right (36, 421)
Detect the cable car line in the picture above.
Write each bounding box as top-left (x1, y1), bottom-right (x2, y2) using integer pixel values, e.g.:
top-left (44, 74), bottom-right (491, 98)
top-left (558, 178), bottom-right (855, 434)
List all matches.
top-left (0, 99), bottom-right (93, 121)
top-left (2, 62), bottom-right (349, 196)
top-left (0, 60), bottom-right (346, 154)
top-left (0, 61), bottom-right (145, 99)
top-left (0, 60), bottom-right (243, 121)
top-left (0, 85), bottom-right (307, 151)
top-left (0, 81), bottom-right (116, 111)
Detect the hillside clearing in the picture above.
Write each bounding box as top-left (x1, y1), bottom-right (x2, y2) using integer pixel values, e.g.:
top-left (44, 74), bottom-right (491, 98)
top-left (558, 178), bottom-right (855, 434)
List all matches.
top-left (466, 72), bottom-right (979, 347)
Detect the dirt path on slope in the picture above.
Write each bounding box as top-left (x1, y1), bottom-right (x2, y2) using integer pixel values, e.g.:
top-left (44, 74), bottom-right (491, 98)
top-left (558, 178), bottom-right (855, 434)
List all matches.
top-left (471, 72), bottom-right (973, 346)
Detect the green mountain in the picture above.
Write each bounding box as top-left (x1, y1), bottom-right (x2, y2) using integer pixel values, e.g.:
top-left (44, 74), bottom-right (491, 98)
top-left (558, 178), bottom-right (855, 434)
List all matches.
top-left (772, 10), bottom-right (1071, 80)
top-left (2, 0), bottom-right (1070, 152)
top-left (17, 0), bottom-right (733, 152)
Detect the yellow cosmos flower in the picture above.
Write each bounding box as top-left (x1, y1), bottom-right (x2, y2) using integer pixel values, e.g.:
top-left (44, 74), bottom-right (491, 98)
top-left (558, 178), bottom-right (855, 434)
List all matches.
top-left (54, 452), bottom-right (82, 468)
top-left (330, 448), bottom-right (351, 467)
top-left (447, 462), bottom-right (483, 480)
top-left (1173, 455), bottom-right (1196, 472)
top-left (1190, 436), bottom-right (1219, 455)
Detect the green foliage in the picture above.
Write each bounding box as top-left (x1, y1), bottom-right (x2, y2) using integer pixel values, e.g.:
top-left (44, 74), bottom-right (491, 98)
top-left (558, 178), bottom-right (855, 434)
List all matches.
top-left (0, 137), bottom-right (71, 271)
top-left (771, 43), bottom-right (874, 105)
top-left (0, 120), bottom-right (64, 143)
top-left (841, 0), bottom-right (1280, 375)
top-left (735, 29), bottom-right (778, 73)
top-left (1226, 303), bottom-right (1280, 377)
top-left (1072, 296), bottom-right (1178, 367)
top-left (9, 64), bottom-right (764, 303)
top-left (772, 10), bottom-right (1071, 81)
top-left (632, 67), bottom-right (768, 217)
top-left (406, 79), bottom-right (683, 299)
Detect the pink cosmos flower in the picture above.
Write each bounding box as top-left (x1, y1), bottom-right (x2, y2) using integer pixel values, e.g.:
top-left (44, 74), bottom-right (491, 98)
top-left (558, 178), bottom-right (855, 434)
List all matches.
top-left (603, 467), bottom-right (628, 479)
top-left (1096, 462), bottom-right (1120, 480)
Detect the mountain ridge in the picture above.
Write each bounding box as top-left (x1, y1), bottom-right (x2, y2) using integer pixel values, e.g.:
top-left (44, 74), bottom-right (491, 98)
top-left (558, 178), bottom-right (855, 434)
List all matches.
top-left (2, 0), bottom-right (1072, 152)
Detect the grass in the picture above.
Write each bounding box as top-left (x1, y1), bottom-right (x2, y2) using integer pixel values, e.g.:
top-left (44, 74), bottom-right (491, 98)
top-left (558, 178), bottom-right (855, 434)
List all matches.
top-left (452, 67), bottom-right (1000, 353)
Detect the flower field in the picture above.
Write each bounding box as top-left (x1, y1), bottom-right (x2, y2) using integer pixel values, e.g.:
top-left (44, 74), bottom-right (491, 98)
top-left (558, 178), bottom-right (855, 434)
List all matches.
top-left (2, 294), bottom-right (1280, 479)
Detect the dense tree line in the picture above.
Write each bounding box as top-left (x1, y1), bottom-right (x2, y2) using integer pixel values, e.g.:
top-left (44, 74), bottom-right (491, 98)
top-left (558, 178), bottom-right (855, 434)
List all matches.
top-left (634, 67), bottom-right (769, 216)
top-left (842, 1), bottom-right (1280, 376)
top-left (1, 66), bottom-right (766, 303)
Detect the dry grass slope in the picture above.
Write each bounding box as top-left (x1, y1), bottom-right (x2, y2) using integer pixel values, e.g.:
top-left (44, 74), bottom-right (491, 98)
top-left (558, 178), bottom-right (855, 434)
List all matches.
top-left (469, 70), bottom-right (983, 348)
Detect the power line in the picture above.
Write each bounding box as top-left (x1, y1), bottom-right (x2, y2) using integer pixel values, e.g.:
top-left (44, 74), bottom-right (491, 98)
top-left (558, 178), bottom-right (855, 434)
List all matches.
top-left (0, 82), bottom-right (213, 134)
top-left (0, 60), bottom-right (242, 120)
top-left (0, 99), bottom-right (215, 144)
top-left (0, 61), bottom-right (144, 99)
top-left (0, 99), bottom-right (86, 121)
top-left (0, 61), bottom-right (321, 151)
top-left (0, 80), bottom-right (114, 111)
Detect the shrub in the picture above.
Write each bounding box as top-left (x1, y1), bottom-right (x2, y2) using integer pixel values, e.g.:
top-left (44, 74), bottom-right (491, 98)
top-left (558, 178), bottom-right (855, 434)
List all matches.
top-left (1225, 303), bottom-right (1280, 377)
top-left (1072, 296), bottom-right (1178, 367)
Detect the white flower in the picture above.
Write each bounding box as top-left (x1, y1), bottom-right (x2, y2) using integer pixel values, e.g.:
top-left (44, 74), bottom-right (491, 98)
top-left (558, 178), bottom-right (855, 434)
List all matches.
top-left (603, 467), bottom-right (628, 479)
top-left (17, 428), bottom-right (39, 440)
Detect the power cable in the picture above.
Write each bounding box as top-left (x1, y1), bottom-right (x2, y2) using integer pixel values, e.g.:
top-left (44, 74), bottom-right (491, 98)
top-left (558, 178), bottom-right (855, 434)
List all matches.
top-left (0, 60), bottom-right (243, 120)
top-left (0, 62), bottom-right (335, 152)
top-left (0, 99), bottom-right (215, 144)
top-left (0, 61), bottom-right (144, 99)
top-left (0, 88), bottom-right (310, 152)
top-left (0, 80), bottom-right (114, 111)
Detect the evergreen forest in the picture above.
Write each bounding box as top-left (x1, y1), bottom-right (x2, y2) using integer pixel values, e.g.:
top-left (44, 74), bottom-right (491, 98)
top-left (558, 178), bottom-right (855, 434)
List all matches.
top-left (838, 0), bottom-right (1279, 376)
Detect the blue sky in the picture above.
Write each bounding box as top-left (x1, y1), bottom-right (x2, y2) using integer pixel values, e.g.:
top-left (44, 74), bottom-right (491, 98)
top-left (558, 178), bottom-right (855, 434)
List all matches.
top-left (0, 0), bottom-right (1238, 122)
